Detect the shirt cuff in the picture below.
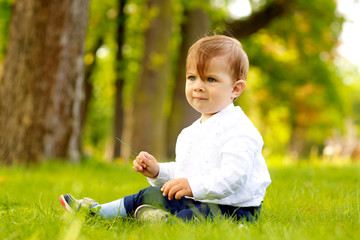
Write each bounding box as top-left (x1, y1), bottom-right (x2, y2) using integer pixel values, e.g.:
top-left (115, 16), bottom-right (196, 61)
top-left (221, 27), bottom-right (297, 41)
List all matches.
top-left (187, 175), bottom-right (208, 200)
top-left (147, 163), bottom-right (170, 186)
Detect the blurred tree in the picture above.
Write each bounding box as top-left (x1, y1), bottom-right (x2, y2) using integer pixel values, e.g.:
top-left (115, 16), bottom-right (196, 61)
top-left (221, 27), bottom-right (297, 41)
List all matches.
top-left (0, 0), bottom-right (12, 85)
top-left (120, 0), bottom-right (349, 159)
top-left (75, 0), bottom-right (355, 159)
top-left (81, 0), bottom-right (119, 160)
top-left (237, 0), bottom-right (345, 157)
top-left (81, 38), bottom-right (103, 133)
top-left (130, 0), bottom-right (172, 158)
top-left (0, 0), bottom-right (90, 164)
top-left (0, 0), bottom-right (11, 62)
top-left (113, 0), bottom-right (127, 158)
top-left (228, 0), bottom-right (290, 39)
top-left (0, 0), bottom-right (349, 162)
top-left (166, 1), bottom-right (210, 158)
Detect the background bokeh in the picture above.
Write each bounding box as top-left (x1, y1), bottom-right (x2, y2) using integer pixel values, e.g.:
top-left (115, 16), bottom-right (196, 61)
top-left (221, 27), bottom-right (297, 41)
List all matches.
top-left (0, 0), bottom-right (359, 164)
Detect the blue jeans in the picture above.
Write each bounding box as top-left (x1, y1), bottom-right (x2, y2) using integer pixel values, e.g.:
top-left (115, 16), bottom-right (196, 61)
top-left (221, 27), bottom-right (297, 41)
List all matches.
top-left (123, 186), bottom-right (261, 221)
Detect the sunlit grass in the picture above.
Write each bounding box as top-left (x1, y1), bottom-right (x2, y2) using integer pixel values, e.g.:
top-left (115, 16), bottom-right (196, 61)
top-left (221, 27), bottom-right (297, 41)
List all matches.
top-left (0, 160), bottom-right (359, 239)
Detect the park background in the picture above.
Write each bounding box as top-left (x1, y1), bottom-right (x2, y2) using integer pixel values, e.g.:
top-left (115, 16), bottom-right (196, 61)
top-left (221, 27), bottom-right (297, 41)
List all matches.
top-left (0, 0), bottom-right (360, 164)
top-left (0, 0), bottom-right (359, 239)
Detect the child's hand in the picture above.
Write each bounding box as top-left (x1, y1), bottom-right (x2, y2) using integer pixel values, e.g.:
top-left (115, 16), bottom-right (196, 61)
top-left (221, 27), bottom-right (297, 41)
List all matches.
top-left (133, 151), bottom-right (159, 178)
top-left (161, 178), bottom-right (193, 200)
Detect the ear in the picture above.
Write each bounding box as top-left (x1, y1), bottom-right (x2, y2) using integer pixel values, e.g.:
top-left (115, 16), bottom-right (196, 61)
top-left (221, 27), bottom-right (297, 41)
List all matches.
top-left (232, 80), bottom-right (246, 100)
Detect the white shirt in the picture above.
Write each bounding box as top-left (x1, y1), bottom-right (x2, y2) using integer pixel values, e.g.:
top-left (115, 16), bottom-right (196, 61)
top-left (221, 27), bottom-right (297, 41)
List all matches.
top-left (148, 103), bottom-right (271, 207)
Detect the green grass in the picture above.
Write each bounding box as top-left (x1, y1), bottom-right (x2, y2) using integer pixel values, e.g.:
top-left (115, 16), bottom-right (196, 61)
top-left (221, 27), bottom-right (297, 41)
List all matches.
top-left (0, 160), bottom-right (359, 240)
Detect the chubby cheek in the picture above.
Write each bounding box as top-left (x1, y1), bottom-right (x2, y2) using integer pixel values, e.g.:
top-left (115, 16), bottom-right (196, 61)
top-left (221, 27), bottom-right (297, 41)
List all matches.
top-left (185, 85), bottom-right (192, 102)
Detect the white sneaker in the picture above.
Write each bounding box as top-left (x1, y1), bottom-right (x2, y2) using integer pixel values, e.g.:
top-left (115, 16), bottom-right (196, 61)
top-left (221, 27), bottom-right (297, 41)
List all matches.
top-left (134, 204), bottom-right (170, 222)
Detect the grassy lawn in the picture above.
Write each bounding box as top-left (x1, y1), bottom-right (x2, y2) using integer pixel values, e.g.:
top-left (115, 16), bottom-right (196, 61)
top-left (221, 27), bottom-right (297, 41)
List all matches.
top-left (0, 160), bottom-right (359, 239)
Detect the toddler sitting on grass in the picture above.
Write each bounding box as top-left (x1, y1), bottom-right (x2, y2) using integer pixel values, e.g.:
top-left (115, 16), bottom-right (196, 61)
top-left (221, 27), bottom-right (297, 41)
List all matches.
top-left (59, 34), bottom-right (271, 222)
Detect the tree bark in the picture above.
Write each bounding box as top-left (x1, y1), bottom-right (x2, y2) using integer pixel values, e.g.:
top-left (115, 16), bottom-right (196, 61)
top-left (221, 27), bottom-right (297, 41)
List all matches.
top-left (113, 0), bottom-right (127, 159)
top-left (0, 0), bottom-right (90, 164)
top-left (130, 0), bottom-right (172, 159)
top-left (166, 8), bottom-right (210, 158)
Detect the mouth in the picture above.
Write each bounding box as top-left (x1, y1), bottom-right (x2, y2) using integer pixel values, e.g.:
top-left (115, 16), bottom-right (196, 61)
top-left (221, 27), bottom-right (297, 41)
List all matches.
top-left (193, 96), bottom-right (207, 100)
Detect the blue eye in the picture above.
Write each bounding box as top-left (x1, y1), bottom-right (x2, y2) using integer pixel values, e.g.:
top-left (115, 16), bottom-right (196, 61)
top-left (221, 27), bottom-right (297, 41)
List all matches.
top-left (207, 77), bottom-right (216, 82)
top-left (189, 76), bottom-right (196, 81)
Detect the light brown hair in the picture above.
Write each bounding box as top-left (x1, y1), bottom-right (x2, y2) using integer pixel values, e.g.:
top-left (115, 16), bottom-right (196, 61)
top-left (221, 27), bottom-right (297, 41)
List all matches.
top-left (186, 35), bottom-right (249, 81)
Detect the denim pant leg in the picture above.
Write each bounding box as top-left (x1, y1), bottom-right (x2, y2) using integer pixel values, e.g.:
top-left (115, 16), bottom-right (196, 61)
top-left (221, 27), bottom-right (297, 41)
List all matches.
top-left (174, 200), bottom-right (217, 220)
top-left (123, 186), bottom-right (214, 220)
top-left (176, 201), bottom-right (262, 221)
top-left (218, 204), bottom-right (262, 222)
top-left (123, 186), bottom-right (185, 216)
top-left (123, 186), bottom-right (261, 221)
top-left (92, 198), bottom-right (126, 218)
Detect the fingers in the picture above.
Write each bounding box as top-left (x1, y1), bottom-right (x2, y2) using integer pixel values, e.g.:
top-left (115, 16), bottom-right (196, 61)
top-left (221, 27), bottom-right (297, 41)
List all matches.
top-left (161, 179), bottom-right (190, 200)
top-left (136, 152), bottom-right (154, 168)
top-left (161, 181), bottom-right (172, 199)
top-left (132, 152), bottom-right (159, 178)
top-left (166, 183), bottom-right (182, 200)
top-left (141, 152), bottom-right (155, 165)
top-left (132, 159), bottom-right (144, 172)
top-left (133, 152), bottom-right (148, 171)
top-left (174, 190), bottom-right (187, 200)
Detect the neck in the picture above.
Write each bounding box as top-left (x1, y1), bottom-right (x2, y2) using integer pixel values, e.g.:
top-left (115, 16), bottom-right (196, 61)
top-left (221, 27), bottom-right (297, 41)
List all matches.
top-left (200, 113), bottom-right (214, 123)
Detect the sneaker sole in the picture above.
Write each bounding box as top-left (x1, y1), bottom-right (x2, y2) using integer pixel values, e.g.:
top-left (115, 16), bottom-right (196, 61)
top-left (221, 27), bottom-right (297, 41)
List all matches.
top-left (59, 195), bottom-right (73, 213)
top-left (134, 204), bottom-right (157, 219)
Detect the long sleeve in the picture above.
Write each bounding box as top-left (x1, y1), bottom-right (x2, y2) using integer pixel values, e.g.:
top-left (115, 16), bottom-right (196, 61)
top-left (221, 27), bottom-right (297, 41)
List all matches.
top-left (187, 137), bottom-right (254, 201)
top-left (147, 162), bottom-right (177, 186)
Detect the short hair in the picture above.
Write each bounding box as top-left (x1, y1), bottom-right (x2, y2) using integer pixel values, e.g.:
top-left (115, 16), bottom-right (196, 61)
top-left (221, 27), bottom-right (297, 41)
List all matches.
top-left (186, 35), bottom-right (249, 81)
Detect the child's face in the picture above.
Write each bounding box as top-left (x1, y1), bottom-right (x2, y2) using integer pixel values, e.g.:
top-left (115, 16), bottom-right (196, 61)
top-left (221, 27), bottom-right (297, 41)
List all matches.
top-left (185, 55), bottom-right (244, 122)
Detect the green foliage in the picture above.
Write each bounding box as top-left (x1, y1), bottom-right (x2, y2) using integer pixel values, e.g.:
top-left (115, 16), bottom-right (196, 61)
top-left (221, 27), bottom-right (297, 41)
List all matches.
top-left (81, 0), bottom-right (358, 158)
top-left (0, 0), bottom-right (12, 61)
top-left (82, 47), bottom-right (116, 158)
top-left (82, 0), bottom-right (118, 156)
top-left (0, 160), bottom-right (359, 239)
top-left (82, 0), bottom-right (207, 155)
top-left (335, 58), bottom-right (360, 126)
top-left (1, 0), bottom-right (359, 159)
top-left (238, 0), bottom-right (352, 156)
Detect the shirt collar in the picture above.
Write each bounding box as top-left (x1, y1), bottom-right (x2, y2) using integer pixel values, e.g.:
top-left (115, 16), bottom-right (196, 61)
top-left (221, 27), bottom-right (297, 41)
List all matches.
top-left (199, 103), bottom-right (235, 125)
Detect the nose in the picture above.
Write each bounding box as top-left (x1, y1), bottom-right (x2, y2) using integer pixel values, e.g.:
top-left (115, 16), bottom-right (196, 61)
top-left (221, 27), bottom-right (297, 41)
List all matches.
top-left (193, 80), bottom-right (205, 92)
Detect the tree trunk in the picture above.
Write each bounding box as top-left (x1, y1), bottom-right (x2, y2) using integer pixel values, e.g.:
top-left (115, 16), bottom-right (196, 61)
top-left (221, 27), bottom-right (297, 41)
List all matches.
top-left (113, 0), bottom-right (127, 159)
top-left (81, 38), bottom-right (103, 131)
top-left (166, 8), bottom-right (210, 158)
top-left (0, 0), bottom-right (90, 164)
top-left (130, 0), bottom-right (172, 159)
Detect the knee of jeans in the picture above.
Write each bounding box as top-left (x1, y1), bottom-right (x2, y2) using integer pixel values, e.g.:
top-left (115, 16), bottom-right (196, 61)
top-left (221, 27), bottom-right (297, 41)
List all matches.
top-left (139, 186), bottom-right (165, 207)
top-left (175, 209), bottom-right (195, 221)
top-left (142, 186), bottom-right (162, 195)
